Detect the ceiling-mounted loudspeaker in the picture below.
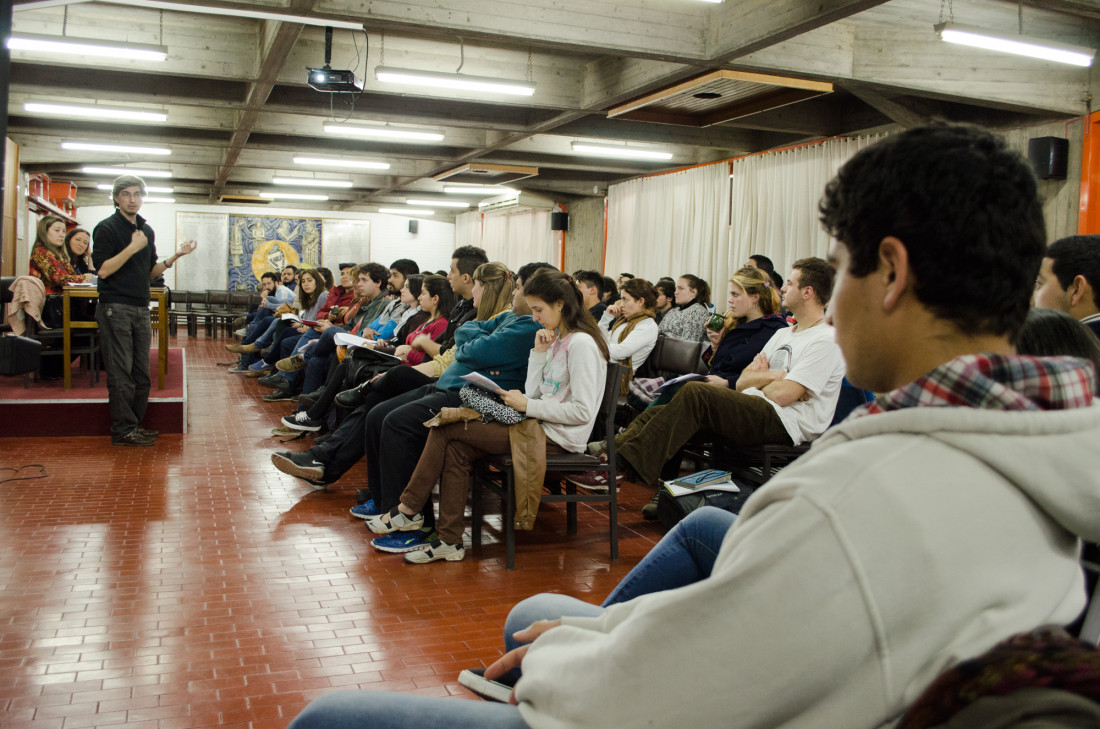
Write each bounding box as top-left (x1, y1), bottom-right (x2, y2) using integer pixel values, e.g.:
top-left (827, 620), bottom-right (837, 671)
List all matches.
top-left (550, 212), bottom-right (569, 231)
top-left (408, 219), bottom-right (419, 235)
top-left (1028, 137), bottom-right (1069, 180)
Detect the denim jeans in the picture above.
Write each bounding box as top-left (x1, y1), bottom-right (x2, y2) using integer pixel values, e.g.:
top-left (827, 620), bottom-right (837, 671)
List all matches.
top-left (285, 508), bottom-right (734, 729)
top-left (96, 301), bottom-right (152, 438)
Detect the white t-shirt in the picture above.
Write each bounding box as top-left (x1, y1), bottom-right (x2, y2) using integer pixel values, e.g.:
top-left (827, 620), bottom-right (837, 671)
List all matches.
top-left (740, 323), bottom-right (846, 444)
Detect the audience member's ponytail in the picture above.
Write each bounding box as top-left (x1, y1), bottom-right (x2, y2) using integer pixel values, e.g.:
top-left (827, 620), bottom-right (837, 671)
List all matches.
top-left (473, 262), bottom-right (515, 320)
top-left (522, 269), bottom-right (611, 361)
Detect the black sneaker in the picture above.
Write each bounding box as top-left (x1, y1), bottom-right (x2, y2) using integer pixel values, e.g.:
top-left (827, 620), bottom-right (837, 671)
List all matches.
top-left (262, 389), bottom-right (296, 402)
top-left (258, 373), bottom-right (287, 389)
top-left (271, 451), bottom-right (326, 486)
top-left (458, 668), bottom-right (515, 703)
top-left (282, 411), bottom-right (323, 432)
top-left (112, 428), bottom-right (156, 447)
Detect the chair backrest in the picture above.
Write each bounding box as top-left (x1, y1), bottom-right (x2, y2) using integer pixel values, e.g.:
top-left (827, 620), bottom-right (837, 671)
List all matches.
top-left (598, 362), bottom-right (626, 425)
top-left (642, 334), bottom-right (708, 377)
top-left (206, 290), bottom-right (230, 308)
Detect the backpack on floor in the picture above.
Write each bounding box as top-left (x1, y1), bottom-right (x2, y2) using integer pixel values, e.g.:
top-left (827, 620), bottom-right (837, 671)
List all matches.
top-left (655, 480), bottom-right (758, 531)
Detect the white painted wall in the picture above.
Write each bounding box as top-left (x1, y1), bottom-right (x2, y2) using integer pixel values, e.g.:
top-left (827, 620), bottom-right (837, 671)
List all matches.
top-left (74, 202), bottom-right (456, 290)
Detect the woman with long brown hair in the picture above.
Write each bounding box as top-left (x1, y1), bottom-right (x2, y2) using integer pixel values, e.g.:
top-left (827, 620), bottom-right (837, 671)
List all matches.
top-left (366, 268), bottom-right (609, 564)
top-left (29, 215), bottom-right (91, 293)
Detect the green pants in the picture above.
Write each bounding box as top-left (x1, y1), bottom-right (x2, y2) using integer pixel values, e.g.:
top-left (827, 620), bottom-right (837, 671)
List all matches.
top-left (616, 381), bottom-right (792, 485)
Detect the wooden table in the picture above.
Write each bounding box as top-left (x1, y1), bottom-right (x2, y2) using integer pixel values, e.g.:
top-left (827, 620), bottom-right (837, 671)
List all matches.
top-left (62, 287), bottom-right (169, 390)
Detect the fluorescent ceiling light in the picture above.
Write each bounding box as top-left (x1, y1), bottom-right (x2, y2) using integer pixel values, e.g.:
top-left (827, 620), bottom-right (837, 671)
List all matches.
top-left (8, 33), bottom-right (167, 61)
top-left (293, 156), bottom-right (391, 170)
top-left (105, 195), bottom-right (174, 203)
top-left (259, 192), bottom-right (329, 201)
top-left (443, 185), bottom-right (514, 195)
top-left (63, 142), bottom-right (171, 155)
top-left (571, 142), bottom-right (673, 161)
top-left (82, 166), bottom-right (172, 178)
top-left (272, 177), bottom-right (353, 189)
top-left (405, 198), bottom-right (470, 208)
top-left (935, 22), bottom-right (1095, 67)
top-left (375, 66), bottom-right (536, 97)
top-left (97, 184), bottom-right (174, 193)
top-left (90, 0), bottom-right (363, 30)
top-left (25, 102), bottom-right (167, 122)
top-left (323, 124), bottom-right (445, 141)
top-left (379, 208), bottom-right (434, 215)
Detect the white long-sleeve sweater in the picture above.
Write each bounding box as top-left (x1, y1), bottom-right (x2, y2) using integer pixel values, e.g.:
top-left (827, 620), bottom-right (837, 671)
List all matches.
top-left (516, 400), bottom-right (1100, 729)
top-left (598, 311), bottom-right (658, 374)
top-left (523, 332), bottom-right (606, 453)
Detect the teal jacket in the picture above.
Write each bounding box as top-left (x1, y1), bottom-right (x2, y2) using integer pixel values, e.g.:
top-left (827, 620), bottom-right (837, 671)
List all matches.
top-left (436, 312), bottom-right (542, 392)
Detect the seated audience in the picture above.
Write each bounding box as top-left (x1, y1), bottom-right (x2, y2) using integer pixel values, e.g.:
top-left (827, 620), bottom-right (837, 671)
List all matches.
top-left (287, 122), bottom-right (1100, 729)
top-left (365, 268), bottom-right (609, 563)
top-left (747, 252), bottom-right (785, 290)
top-left (597, 277), bottom-right (659, 389)
top-left (658, 274), bottom-right (711, 342)
top-left (386, 258), bottom-right (419, 297)
top-left (245, 267), bottom-right (329, 378)
top-left (601, 275), bottom-right (619, 305)
top-left (392, 274), bottom-right (454, 365)
top-left (606, 258), bottom-right (844, 518)
top-left (1033, 235), bottom-right (1100, 337)
top-left (65, 228), bottom-right (95, 275)
top-left (29, 215), bottom-right (91, 293)
top-left (573, 270), bottom-right (607, 320)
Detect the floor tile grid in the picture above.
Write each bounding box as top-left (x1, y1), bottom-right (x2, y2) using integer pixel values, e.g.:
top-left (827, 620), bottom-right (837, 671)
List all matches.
top-left (0, 336), bottom-right (665, 729)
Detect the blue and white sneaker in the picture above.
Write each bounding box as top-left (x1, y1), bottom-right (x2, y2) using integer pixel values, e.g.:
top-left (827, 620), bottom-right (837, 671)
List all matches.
top-left (248, 359), bottom-right (269, 372)
top-left (370, 530), bottom-right (435, 553)
top-left (349, 500), bottom-right (380, 519)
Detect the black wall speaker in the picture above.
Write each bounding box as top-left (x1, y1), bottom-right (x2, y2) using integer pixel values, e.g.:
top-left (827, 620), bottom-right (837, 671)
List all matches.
top-left (408, 219), bottom-right (419, 235)
top-left (550, 211), bottom-right (569, 231)
top-left (1028, 136), bottom-right (1069, 180)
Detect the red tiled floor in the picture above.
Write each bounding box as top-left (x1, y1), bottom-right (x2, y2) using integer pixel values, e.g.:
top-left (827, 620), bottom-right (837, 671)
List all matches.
top-left (0, 335), bottom-right (665, 729)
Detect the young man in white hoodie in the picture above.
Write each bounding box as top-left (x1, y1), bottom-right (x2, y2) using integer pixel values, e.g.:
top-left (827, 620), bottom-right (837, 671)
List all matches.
top-left (286, 125), bottom-right (1100, 729)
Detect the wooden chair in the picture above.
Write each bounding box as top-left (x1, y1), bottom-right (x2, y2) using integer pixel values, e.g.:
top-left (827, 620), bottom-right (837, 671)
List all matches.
top-left (471, 363), bottom-right (624, 570)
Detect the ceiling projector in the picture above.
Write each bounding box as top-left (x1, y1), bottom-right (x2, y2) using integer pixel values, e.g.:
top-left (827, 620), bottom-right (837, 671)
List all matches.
top-left (307, 66), bottom-right (363, 92)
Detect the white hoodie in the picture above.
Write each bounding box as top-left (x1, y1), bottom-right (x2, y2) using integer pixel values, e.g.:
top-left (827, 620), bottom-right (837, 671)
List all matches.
top-left (516, 400), bottom-right (1100, 729)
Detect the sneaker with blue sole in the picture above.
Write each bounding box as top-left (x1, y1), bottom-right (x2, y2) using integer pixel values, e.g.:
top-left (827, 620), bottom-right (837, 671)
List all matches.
top-left (370, 529), bottom-right (435, 553)
top-left (349, 500), bottom-right (380, 519)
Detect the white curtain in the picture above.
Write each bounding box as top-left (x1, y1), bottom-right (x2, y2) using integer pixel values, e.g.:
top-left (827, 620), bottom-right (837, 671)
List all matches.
top-left (454, 211), bottom-right (483, 248)
top-left (605, 161), bottom-right (731, 296)
top-left (480, 210), bottom-right (558, 270)
top-left (727, 135), bottom-right (885, 278)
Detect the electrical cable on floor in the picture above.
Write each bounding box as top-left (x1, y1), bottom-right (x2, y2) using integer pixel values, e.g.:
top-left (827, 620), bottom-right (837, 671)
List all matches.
top-left (0, 465), bottom-right (49, 484)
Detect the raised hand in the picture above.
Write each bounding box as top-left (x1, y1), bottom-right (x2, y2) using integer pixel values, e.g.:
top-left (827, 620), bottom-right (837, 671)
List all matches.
top-left (533, 328), bottom-right (558, 353)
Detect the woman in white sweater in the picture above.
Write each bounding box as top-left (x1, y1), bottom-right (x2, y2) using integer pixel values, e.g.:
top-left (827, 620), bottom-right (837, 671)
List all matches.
top-left (366, 268), bottom-right (610, 564)
top-left (598, 277), bottom-right (659, 386)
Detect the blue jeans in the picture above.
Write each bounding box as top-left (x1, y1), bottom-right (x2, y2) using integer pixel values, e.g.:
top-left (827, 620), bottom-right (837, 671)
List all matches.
top-left (285, 508), bottom-right (734, 729)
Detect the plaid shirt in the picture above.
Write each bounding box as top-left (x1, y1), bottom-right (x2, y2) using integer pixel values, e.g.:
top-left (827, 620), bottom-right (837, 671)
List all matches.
top-left (851, 353), bottom-right (1095, 420)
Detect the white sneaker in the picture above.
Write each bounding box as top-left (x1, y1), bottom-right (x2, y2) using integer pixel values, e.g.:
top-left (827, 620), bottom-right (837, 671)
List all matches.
top-left (366, 507), bottom-right (425, 534)
top-left (404, 539), bottom-right (465, 564)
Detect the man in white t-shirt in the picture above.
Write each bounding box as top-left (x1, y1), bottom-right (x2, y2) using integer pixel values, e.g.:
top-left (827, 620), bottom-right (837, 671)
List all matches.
top-left (609, 257), bottom-right (846, 496)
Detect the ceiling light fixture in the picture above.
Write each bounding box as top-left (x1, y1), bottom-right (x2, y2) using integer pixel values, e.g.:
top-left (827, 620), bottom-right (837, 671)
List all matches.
top-left (570, 142), bottom-right (673, 161)
top-left (935, 22), bottom-right (1095, 66)
top-left (404, 198), bottom-right (470, 208)
top-left (322, 124), bottom-right (445, 141)
top-left (97, 184), bottom-right (174, 193)
top-left (25, 102), bottom-right (167, 122)
top-left (106, 194), bottom-right (175, 203)
top-left (62, 141), bottom-right (171, 155)
top-left (259, 192), bottom-right (330, 201)
top-left (272, 177), bottom-right (354, 189)
top-left (293, 156), bottom-right (391, 170)
top-left (8, 33), bottom-right (167, 61)
top-left (443, 185), bottom-right (515, 195)
top-left (379, 208), bottom-right (434, 215)
top-left (82, 166), bottom-right (173, 178)
top-left (76, 0), bottom-right (363, 30)
top-left (375, 66), bottom-right (536, 97)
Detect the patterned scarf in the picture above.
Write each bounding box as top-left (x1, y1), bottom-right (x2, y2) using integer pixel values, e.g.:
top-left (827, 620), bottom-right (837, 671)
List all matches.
top-left (611, 311), bottom-right (655, 394)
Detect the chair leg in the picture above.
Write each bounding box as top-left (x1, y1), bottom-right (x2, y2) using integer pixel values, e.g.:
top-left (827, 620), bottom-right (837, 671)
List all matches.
top-left (504, 472), bottom-right (516, 571)
top-left (471, 473), bottom-right (483, 548)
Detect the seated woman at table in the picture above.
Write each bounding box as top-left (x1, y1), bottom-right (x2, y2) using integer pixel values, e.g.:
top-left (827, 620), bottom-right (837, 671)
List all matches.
top-left (29, 215), bottom-right (92, 294)
top-left (65, 228), bottom-right (95, 276)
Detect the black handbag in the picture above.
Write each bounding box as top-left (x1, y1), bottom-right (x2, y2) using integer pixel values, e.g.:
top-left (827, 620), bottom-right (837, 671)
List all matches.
top-left (40, 295), bottom-right (64, 329)
top-left (655, 482), bottom-right (758, 531)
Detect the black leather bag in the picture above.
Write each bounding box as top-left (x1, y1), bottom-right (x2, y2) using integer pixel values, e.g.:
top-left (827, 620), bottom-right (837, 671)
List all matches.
top-left (0, 335), bottom-right (42, 376)
top-left (655, 482), bottom-right (758, 531)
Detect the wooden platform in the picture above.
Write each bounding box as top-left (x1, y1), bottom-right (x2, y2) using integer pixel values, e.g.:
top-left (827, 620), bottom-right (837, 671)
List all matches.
top-left (0, 348), bottom-right (187, 437)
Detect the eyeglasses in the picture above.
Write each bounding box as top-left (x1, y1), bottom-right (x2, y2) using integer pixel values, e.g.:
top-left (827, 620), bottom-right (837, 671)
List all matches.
top-left (116, 191), bottom-right (145, 200)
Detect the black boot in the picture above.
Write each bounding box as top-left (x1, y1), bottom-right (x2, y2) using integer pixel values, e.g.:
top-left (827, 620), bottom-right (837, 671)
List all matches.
top-left (335, 380), bottom-right (371, 409)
